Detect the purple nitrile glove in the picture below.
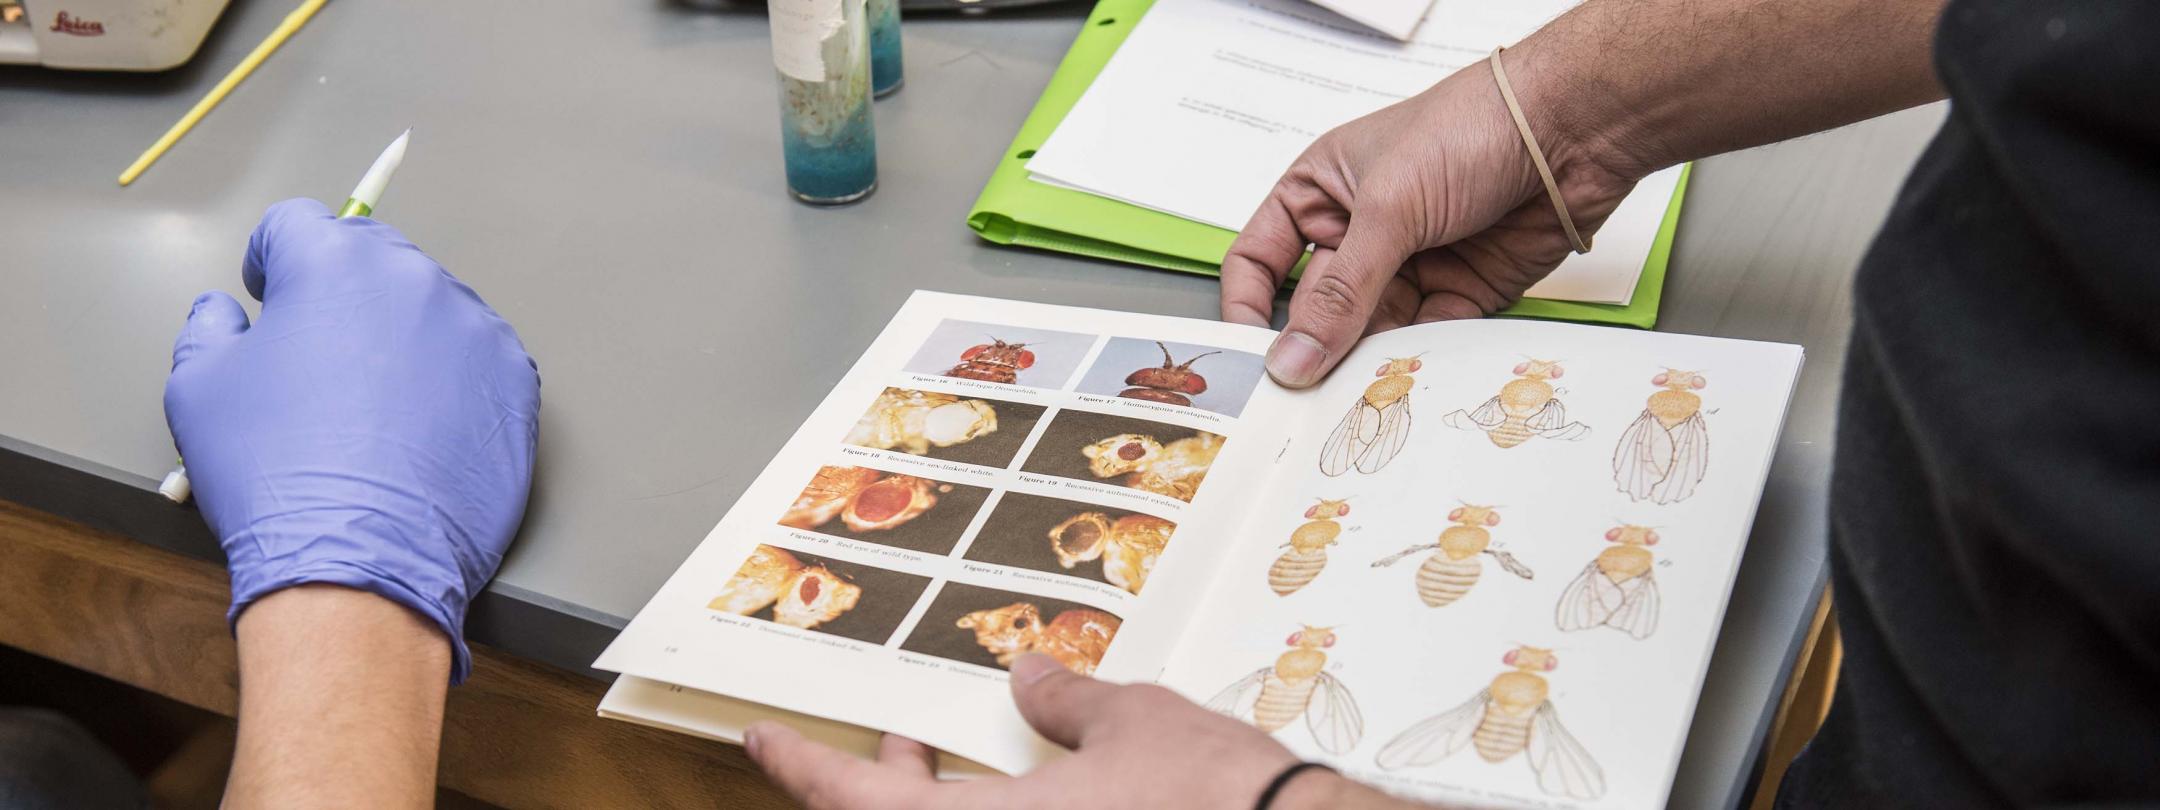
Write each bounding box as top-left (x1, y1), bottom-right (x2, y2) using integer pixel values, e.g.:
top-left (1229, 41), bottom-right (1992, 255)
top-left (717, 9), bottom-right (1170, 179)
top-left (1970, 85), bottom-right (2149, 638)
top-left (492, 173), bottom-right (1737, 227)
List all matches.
top-left (164, 198), bottom-right (540, 684)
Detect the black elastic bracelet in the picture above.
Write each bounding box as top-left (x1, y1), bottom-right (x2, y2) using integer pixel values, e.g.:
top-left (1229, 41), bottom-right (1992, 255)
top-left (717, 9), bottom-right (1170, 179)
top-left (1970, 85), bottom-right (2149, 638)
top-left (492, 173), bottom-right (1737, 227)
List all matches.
top-left (1255, 761), bottom-right (1336, 810)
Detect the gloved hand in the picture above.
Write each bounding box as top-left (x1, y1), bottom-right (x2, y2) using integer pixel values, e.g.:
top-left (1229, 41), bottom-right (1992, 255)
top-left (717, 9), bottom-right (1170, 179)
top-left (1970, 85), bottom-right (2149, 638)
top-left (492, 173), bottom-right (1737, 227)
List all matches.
top-left (164, 199), bottom-right (540, 683)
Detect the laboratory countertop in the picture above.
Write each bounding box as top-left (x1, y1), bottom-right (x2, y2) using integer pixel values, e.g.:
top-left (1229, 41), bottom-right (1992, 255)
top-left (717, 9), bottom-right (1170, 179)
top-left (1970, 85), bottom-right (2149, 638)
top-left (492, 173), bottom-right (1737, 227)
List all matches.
top-left (0, 0), bottom-right (1946, 806)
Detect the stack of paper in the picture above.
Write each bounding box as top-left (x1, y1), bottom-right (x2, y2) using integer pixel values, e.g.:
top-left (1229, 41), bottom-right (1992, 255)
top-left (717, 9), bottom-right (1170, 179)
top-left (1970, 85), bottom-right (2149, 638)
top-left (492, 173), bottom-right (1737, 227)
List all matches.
top-left (1025, 0), bottom-right (1685, 308)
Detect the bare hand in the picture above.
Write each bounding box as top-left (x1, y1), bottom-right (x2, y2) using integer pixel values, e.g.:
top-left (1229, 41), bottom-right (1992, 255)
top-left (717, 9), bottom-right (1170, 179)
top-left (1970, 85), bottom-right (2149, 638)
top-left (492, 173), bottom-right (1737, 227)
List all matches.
top-left (744, 654), bottom-right (1401, 809)
top-left (1220, 55), bottom-right (1639, 388)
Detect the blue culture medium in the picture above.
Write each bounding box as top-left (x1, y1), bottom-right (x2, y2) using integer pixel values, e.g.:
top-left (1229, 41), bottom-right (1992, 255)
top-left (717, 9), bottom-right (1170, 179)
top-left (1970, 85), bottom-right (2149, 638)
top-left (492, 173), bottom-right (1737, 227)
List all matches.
top-left (772, 0), bottom-right (877, 203)
top-left (869, 0), bottom-right (902, 97)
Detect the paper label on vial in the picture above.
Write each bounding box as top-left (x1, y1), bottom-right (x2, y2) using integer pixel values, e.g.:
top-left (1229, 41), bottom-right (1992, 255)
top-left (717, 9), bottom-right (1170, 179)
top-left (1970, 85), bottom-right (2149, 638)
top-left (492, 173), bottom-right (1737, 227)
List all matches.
top-left (769, 0), bottom-right (845, 83)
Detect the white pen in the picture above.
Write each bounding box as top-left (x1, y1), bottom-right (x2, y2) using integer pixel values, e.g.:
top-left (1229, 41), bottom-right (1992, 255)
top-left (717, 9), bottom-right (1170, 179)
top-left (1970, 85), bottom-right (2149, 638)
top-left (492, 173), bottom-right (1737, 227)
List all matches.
top-left (159, 129), bottom-right (412, 504)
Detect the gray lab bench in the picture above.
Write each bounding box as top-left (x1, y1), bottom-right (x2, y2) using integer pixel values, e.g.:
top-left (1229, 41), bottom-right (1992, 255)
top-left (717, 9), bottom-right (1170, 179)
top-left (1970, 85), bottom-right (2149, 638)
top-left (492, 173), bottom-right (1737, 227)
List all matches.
top-left (0, 0), bottom-right (1948, 805)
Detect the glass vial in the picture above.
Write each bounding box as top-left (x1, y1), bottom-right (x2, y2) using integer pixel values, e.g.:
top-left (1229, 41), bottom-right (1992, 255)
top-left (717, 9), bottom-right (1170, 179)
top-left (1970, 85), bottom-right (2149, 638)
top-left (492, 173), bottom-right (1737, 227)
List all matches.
top-left (868, 0), bottom-right (903, 97)
top-left (770, 0), bottom-right (877, 204)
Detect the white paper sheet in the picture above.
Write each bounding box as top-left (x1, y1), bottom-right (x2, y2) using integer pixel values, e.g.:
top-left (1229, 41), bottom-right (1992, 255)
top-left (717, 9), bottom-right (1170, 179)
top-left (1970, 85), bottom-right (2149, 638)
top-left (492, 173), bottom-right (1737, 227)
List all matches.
top-left (1306, 0), bottom-right (1436, 40)
top-left (1025, 0), bottom-right (1679, 306)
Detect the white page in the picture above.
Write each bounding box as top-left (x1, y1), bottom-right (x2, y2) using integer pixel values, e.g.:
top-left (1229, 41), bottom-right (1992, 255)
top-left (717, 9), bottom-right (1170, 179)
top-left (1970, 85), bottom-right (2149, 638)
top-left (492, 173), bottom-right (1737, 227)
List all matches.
top-left (1155, 318), bottom-right (1803, 808)
top-left (1025, 0), bottom-right (1679, 305)
top-left (598, 675), bottom-right (1002, 778)
top-left (593, 291), bottom-right (1292, 774)
top-left (1307, 0), bottom-right (1436, 41)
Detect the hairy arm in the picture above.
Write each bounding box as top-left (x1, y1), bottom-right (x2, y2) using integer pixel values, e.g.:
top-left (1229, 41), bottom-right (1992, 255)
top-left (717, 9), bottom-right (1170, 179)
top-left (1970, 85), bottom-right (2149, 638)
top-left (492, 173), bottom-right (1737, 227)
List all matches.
top-left (1225, 0), bottom-right (1947, 385)
top-left (224, 586), bottom-right (450, 809)
top-left (1518, 0), bottom-right (1947, 193)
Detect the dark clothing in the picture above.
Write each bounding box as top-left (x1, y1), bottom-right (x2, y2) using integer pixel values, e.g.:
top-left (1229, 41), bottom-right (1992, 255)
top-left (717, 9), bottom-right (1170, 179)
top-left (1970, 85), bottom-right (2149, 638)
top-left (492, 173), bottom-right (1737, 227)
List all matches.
top-left (1778, 1), bottom-right (2160, 806)
top-left (0, 708), bottom-right (146, 810)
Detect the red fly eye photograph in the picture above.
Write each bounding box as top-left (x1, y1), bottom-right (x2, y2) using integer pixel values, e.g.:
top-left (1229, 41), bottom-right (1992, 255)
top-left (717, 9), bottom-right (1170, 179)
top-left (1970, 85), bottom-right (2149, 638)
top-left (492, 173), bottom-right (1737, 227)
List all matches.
top-left (899, 319), bottom-right (1094, 390)
top-left (776, 465), bottom-right (992, 554)
top-left (1072, 337), bottom-right (1265, 417)
top-left (706, 544), bottom-right (931, 644)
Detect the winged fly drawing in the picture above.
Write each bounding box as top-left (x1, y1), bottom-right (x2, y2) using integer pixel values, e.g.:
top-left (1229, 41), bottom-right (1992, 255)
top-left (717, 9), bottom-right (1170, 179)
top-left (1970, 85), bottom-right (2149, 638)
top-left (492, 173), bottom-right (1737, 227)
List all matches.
top-left (1441, 359), bottom-right (1589, 448)
top-left (1319, 356), bottom-right (1421, 476)
top-left (1371, 504), bottom-right (1532, 608)
top-left (1556, 524), bottom-right (1663, 640)
top-left (1614, 369), bottom-right (1711, 504)
top-left (1375, 646), bottom-right (1605, 801)
top-left (1206, 626), bottom-right (1364, 754)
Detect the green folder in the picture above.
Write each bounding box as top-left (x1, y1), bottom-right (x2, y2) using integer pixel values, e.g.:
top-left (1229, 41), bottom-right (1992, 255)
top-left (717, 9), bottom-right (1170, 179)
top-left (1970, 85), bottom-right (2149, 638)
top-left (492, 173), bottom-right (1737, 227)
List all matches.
top-left (965, 0), bottom-right (1690, 328)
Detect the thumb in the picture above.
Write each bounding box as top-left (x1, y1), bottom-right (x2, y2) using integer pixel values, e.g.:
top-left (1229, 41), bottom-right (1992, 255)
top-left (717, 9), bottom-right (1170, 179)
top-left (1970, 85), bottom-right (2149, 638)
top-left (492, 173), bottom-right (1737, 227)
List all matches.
top-left (171, 290), bottom-right (251, 372)
top-left (1268, 215), bottom-right (1411, 388)
top-left (1008, 653), bottom-right (1119, 750)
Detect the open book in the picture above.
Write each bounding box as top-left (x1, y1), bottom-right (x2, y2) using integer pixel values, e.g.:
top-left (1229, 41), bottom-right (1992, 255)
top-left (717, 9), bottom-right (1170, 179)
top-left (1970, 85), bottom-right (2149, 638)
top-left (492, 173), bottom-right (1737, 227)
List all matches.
top-left (594, 291), bottom-right (1804, 808)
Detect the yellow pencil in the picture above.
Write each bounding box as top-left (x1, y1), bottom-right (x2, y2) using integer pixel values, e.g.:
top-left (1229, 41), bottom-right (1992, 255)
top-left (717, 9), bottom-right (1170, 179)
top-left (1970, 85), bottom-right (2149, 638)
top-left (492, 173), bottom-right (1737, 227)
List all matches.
top-left (117, 0), bottom-right (328, 187)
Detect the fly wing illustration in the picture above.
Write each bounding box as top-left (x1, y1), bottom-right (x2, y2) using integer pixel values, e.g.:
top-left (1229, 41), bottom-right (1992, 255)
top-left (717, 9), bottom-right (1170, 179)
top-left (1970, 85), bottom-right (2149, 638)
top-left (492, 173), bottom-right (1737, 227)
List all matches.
top-left (1441, 396), bottom-right (1505, 431)
top-left (1205, 668), bottom-right (1270, 720)
top-left (1647, 411), bottom-right (1711, 504)
top-left (1612, 410), bottom-right (1674, 500)
top-left (1607, 571), bottom-right (1662, 640)
top-left (1554, 562), bottom-right (1610, 632)
top-left (1374, 689), bottom-right (1488, 770)
top-left (1526, 399), bottom-right (1591, 440)
top-left (1353, 400), bottom-right (1411, 474)
top-left (1307, 672), bottom-right (1365, 754)
top-left (1487, 549), bottom-right (1535, 580)
top-left (1319, 403), bottom-right (1370, 476)
top-left (1527, 701), bottom-right (1605, 800)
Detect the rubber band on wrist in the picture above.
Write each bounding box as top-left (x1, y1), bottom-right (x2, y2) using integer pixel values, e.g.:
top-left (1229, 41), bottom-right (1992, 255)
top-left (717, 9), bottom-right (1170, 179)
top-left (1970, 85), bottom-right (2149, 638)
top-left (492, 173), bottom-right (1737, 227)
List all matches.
top-left (1490, 46), bottom-right (1592, 254)
top-left (1255, 761), bottom-right (1335, 810)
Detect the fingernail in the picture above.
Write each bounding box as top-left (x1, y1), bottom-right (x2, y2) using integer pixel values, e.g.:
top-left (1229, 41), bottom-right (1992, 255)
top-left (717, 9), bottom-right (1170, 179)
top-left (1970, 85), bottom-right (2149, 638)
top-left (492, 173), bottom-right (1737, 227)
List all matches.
top-left (1267, 331), bottom-right (1328, 387)
top-left (1009, 653), bottom-right (1062, 685)
top-left (743, 725), bottom-right (765, 759)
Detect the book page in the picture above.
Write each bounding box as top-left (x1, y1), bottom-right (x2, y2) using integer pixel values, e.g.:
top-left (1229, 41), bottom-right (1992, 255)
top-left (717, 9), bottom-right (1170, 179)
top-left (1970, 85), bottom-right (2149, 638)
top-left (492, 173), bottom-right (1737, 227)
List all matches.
top-left (1156, 318), bottom-right (1803, 808)
top-left (593, 291), bottom-right (1289, 773)
top-left (1023, 0), bottom-right (1683, 305)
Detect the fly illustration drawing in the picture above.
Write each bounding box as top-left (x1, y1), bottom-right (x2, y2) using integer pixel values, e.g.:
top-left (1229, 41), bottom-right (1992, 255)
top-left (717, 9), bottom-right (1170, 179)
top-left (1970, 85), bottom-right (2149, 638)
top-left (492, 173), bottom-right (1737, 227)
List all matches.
top-left (1371, 504), bottom-right (1532, 608)
top-left (1206, 625), bottom-right (1364, 754)
top-left (1556, 524), bottom-right (1662, 639)
top-left (1319, 356), bottom-right (1421, 476)
top-left (1614, 369), bottom-right (1711, 504)
top-left (1268, 498), bottom-right (1352, 596)
top-left (1441, 359), bottom-right (1589, 448)
top-left (1375, 645), bottom-right (1605, 800)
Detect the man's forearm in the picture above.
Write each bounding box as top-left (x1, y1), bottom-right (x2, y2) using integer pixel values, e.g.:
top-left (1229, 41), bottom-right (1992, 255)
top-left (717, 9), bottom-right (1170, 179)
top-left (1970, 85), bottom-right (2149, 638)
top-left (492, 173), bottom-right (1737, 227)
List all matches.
top-left (226, 584), bottom-right (451, 809)
top-left (1509, 0), bottom-right (1947, 188)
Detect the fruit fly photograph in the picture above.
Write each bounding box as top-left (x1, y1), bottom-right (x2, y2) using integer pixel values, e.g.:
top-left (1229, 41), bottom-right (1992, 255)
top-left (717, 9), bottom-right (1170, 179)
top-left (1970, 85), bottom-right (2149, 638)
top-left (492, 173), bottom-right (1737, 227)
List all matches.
top-left (1204, 625), bottom-right (1364, 755)
top-left (1019, 410), bottom-right (1225, 503)
top-left (706, 544), bottom-right (932, 644)
top-left (963, 492), bottom-right (1176, 596)
top-left (899, 319), bottom-right (1093, 389)
top-left (1375, 645), bottom-right (1606, 801)
top-left (776, 465), bottom-right (992, 554)
top-left (899, 582), bottom-right (1124, 676)
top-left (843, 387), bottom-right (1046, 468)
top-left (1073, 337), bottom-right (1265, 417)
